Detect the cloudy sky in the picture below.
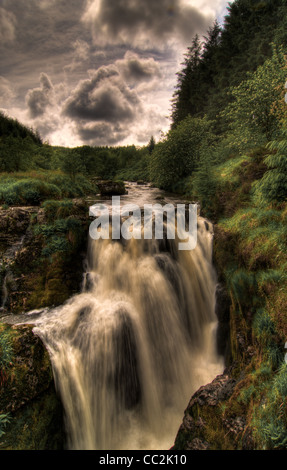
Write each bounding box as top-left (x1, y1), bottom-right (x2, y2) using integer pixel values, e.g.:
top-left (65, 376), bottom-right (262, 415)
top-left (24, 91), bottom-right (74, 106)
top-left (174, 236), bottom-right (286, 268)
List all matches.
top-left (0, 0), bottom-right (231, 148)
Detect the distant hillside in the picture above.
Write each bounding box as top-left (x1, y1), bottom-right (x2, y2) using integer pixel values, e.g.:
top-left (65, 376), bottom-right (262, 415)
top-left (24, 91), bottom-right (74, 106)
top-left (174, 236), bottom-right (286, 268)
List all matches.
top-left (0, 111), bottom-right (42, 145)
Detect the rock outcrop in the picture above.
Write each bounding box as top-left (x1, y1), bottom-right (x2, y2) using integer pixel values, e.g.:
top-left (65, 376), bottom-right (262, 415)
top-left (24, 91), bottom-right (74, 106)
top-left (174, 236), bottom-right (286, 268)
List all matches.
top-left (0, 324), bottom-right (64, 450)
top-left (96, 180), bottom-right (126, 196)
top-left (0, 199), bottom-right (91, 449)
top-left (173, 369), bottom-right (255, 450)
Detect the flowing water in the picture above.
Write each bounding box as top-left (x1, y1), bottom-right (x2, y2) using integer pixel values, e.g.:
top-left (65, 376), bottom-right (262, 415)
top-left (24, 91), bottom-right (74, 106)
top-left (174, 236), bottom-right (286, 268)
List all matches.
top-left (26, 183), bottom-right (224, 450)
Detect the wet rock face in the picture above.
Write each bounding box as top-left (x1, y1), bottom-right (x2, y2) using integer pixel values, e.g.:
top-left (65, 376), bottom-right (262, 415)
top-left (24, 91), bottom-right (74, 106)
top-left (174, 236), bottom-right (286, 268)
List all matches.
top-left (0, 324), bottom-right (64, 450)
top-left (0, 200), bottom-right (90, 314)
top-left (0, 207), bottom-right (40, 312)
top-left (0, 207), bottom-right (37, 246)
top-left (0, 325), bottom-right (53, 413)
top-left (173, 371), bottom-right (255, 450)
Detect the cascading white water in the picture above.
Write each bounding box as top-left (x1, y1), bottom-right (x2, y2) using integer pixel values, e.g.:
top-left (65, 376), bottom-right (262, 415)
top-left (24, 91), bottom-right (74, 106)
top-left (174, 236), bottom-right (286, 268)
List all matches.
top-left (31, 197), bottom-right (224, 450)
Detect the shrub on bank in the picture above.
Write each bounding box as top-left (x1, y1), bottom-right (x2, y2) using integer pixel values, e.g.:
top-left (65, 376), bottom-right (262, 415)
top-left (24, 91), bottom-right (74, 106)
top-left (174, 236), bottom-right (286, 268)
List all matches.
top-left (0, 171), bottom-right (97, 206)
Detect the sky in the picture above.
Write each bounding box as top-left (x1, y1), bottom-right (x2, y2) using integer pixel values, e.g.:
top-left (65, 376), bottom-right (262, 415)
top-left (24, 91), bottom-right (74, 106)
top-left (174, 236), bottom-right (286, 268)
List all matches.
top-left (0, 0), bottom-right (231, 148)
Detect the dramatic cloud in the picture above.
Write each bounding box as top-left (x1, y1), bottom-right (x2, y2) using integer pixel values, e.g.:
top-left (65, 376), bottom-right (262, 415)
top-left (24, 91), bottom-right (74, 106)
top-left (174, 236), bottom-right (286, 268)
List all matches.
top-left (77, 121), bottom-right (129, 146)
top-left (63, 66), bottom-right (141, 124)
top-left (116, 52), bottom-right (162, 84)
top-left (62, 53), bottom-right (169, 145)
top-left (0, 0), bottom-right (232, 147)
top-left (82, 0), bottom-right (213, 48)
top-left (26, 73), bottom-right (55, 118)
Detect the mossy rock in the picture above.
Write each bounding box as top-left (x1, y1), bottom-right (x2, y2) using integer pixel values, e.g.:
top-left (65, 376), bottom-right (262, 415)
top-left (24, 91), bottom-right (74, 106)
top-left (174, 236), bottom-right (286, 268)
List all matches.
top-left (0, 324), bottom-right (53, 413)
top-left (97, 180), bottom-right (126, 196)
top-left (0, 385), bottom-right (64, 450)
top-left (173, 371), bottom-right (255, 450)
top-left (0, 323), bottom-right (64, 450)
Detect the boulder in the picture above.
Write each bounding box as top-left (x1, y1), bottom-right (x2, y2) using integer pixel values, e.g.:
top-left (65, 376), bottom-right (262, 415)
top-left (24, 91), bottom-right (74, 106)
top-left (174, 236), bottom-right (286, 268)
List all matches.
top-left (173, 372), bottom-right (244, 450)
top-left (96, 180), bottom-right (126, 196)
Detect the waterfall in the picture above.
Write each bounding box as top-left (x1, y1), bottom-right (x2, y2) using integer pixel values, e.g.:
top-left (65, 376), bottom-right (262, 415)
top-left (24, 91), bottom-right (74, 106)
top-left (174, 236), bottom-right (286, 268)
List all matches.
top-left (32, 215), bottom-right (224, 450)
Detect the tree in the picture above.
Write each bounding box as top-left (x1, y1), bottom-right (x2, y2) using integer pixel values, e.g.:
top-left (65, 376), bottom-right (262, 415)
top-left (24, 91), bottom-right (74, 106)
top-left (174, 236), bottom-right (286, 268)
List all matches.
top-left (61, 149), bottom-right (85, 181)
top-left (171, 35), bottom-right (203, 126)
top-left (149, 116), bottom-right (215, 191)
top-left (0, 135), bottom-right (37, 172)
top-left (147, 136), bottom-right (155, 155)
top-left (0, 111), bottom-right (42, 144)
top-left (221, 46), bottom-right (287, 149)
top-left (171, 0), bottom-right (287, 130)
top-left (189, 145), bottom-right (218, 219)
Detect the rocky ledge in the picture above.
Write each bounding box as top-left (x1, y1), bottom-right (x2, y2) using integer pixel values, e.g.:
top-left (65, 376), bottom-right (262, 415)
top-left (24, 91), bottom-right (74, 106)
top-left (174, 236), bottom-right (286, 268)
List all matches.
top-left (173, 369), bottom-right (255, 450)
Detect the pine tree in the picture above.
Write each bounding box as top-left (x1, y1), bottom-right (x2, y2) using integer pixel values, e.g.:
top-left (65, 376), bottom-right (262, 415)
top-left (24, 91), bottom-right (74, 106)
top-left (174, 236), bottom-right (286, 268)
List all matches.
top-left (171, 35), bottom-right (202, 127)
top-left (147, 136), bottom-right (155, 155)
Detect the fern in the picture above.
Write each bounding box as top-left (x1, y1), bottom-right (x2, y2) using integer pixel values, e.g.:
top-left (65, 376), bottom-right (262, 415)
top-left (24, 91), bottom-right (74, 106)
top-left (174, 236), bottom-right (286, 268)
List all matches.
top-left (0, 414), bottom-right (11, 439)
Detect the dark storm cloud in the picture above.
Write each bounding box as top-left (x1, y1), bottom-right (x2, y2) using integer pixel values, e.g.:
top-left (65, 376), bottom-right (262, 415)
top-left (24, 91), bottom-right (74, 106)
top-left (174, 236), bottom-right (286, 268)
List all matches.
top-left (0, 0), bottom-right (88, 63)
top-left (116, 52), bottom-right (161, 83)
top-left (63, 66), bottom-right (141, 123)
top-left (77, 121), bottom-right (128, 146)
top-left (83, 0), bottom-right (212, 46)
top-left (26, 73), bottom-right (54, 118)
top-left (0, 0), bottom-right (227, 147)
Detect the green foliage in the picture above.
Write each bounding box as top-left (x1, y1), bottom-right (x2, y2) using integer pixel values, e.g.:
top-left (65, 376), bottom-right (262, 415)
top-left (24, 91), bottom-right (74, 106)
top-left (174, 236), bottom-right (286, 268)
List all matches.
top-left (238, 384), bottom-right (257, 405)
top-left (0, 171), bottom-right (96, 206)
top-left (0, 414), bottom-right (11, 439)
top-left (254, 363), bottom-right (287, 449)
top-left (219, 205), bottom-right (287, 272)
top-left (186, 146), bottom-right (218, 218)
top-left (253, 124), bottom-right (287, 203)
top-left (221, 46), bottom-right (286, 148)
top-left (147, 136), bottom-right (155, 155)
top-left (61, 149), bottom-right (85, 181)
top-left (41, 199), bottom-right (74, 222)
top-left (115, 149), bottom-right (150, 182)
top-left (0, 327), bottom-right (14, 371)
top-left (253, 309), bottom-right (277, 346)
top-left (0, 135), bottom-right (39, 173)
top-left (172, 0), bottom-right (287, 129)
top-left (150, 116), bottom-right (215, 190)
top-left (171, 34), bottom-right (205, 125)
top-left (0, 179), bottom-right (61, 206)
top-left (0, 111), bottom-right (42, 144)
top-left (34, 218), bottom-right (84, 258)
top-left (214, 155), bottom-right (252, 184)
